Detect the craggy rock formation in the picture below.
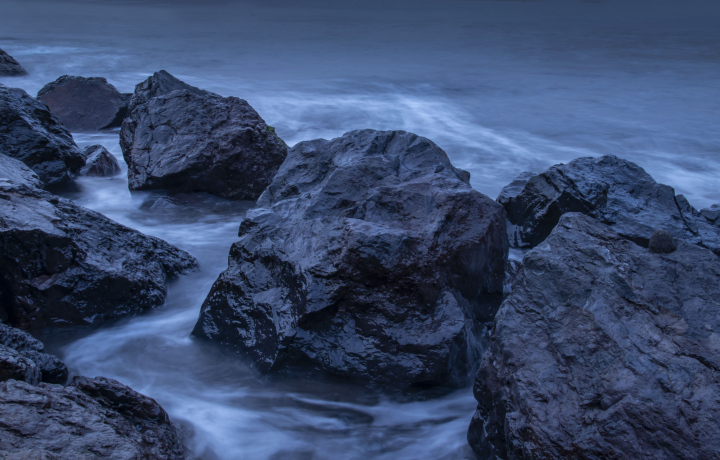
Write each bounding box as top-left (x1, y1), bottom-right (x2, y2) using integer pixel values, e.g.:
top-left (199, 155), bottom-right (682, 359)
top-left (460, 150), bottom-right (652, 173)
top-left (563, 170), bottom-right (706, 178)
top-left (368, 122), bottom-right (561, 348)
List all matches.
top-left (0, 322), bottom-right (67, 384)
top-left (0, 376), bottom-right (185, 459)
top-left (80, 144), bottom-right (121, 177)
top-left (120, 70), bottom-right (287, 200)
top-left (0, 84), bottom-right (85, 187)
top-left (0, 155), bottom-right (198, 331)
top-left (499, 155), bottom-right (720, 255)
top-left (193, 129), bottom-right (507, 389)
top-left (0, 152), bottom-right (43, 189)
top-left (37, 75), bottom-right (131, 131)
top-left (0, 345), bottom-right (40, 385)
top-left (468, 213), bottom-right (720, 459)
top-left (0, 48), bottom-right (27, 76)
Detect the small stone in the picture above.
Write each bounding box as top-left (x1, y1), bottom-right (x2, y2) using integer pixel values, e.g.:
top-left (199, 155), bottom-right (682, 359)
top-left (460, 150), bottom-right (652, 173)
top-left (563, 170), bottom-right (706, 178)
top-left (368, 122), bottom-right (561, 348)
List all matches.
top-left (649, 229), bottom-right (677, 253)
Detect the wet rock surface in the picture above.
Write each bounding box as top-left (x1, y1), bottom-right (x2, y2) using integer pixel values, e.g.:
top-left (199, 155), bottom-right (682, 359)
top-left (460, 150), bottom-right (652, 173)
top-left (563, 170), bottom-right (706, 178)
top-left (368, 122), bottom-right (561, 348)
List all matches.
top-left (0, 322), bottom-right (67, 384)
top-left (0, 153), bottom-right (43, 189)
top-left (193, 129), bottom-right (507, 390)
top-left (120, 70), bottom-right (287, 200)
top-left (0, 85), bottom-right (85, 187)
top-left (0, 157), bottom-right (198, 331)
top-left (0, 376), bottom-right (185, 459)
top-left (468, 213), bottom-right (720, 459)
top-left (0, 345), bottom-right (40, 385)
top-left (0, 48), bottom-right (27, 76)
top-left (80, 144), bottom-right (121, 177)
top-left (499, 155), bottom-right (720, 255)
top-left (37, 75), bottom-right (131, 131)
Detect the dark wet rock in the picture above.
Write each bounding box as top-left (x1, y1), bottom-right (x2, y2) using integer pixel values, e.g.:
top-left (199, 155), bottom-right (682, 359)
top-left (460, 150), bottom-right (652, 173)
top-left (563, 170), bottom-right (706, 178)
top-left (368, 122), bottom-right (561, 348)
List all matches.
top-left (0, 158), bottom-right (198, 331)
top-left (0, 345), bottom-right (40, 385)
top-left (648, 229), bottom-right (676, 253)
top-left (37, 75), bottom-right (131, 132)
top-left (0, 376), bottom-right (185, 459)
top-left (0, 323), bottom-right (67, 384)
top-left (0, 48), bottom-right (27, 76)
top-left (120, 70), bottom-right (287, 200)
top-left (468, 213), bottom-right (720, 459)
top-left (193, 129), bottom-right (507, 390)
top-left (0, 84), bottom-right (85, 187)
top-left (700, 204), bottom-right (720, 224)
top-left (499, 156), bottom-right (720, 255)
top-left (80, 144), bottom-right (121, 177)
top-left (0, 153), bottom-right (43, 189)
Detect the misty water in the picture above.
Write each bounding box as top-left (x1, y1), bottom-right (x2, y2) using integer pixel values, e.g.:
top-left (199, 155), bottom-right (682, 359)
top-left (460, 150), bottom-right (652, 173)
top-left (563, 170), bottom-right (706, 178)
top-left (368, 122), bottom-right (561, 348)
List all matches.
top-left (2, 0), bottom-right (719, 458)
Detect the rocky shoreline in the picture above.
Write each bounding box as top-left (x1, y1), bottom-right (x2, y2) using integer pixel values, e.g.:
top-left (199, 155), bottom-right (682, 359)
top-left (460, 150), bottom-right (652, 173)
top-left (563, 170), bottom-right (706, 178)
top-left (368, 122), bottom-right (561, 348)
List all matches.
top-left (1, 68), bottom-right (719, 459)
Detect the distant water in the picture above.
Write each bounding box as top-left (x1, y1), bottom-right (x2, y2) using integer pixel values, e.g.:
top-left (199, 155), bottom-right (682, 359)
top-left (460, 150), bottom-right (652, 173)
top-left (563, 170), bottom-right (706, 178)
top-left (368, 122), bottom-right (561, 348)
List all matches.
top-left (1, 0), bottom-right (719, 458)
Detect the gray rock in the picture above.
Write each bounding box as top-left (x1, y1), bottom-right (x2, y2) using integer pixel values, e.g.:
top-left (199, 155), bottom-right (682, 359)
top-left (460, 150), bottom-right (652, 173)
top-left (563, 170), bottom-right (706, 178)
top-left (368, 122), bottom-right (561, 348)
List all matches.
top-left (468, 213), bottom-right (720, 459)
top-left (0, 158), bottom-right (198, 332)
top-left (0, 153), bottom-right (43, 189)
top-left (0, 84), bottom-right (85, 187)
top-left (649, 229), bottom-right (676, 253)
top-left (120, 70), bottom-right (287, 200)
top-left (80, 144), bottom-right (121, 177)
top-left (193, 129), bottom-right (507, 390)
top-left (37, 75), bottom-right (131, 131)
top-left (0, 376), bottom-right (185, 459)
top-left (498, 155), bottom-right (720, 255)
top-left (0, 345), bottom-right (40, 385)
top-left (0, 48), bottom-right (27, 76)
top-left (0, 322), bottom-right (67, 384)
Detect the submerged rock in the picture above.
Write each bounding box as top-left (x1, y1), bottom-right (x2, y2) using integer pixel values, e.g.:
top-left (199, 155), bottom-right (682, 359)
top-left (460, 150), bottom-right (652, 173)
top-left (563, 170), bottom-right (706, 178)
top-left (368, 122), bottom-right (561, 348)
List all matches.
top-left (0, 376), bottom-right (185, 459)
top-left (37, 75), bottom-right (131, 131)
top-left (499, 155), bottom-right (720, 255)
top-left (120, 70), bottom-right (287, 200)
top-left (0, 84), bottom-right (85, 187)
top-left (193, 129), bottom-right (507, 390)
top-left (469, 213), bottom-right (720, 459)
top-left (0, 48), bottom-right (27, 76)
top-left (0, 322), bottom-right (67, 384)
top-left (80, 144), bottom-right (121, 177)
top-left (0, 156), bottom-right (198, 331)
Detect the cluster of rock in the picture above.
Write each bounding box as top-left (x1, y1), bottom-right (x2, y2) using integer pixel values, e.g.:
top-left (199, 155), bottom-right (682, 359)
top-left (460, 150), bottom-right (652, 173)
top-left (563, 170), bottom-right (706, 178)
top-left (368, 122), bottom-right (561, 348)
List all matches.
top-left (0, 47), bottom-right (26, 76)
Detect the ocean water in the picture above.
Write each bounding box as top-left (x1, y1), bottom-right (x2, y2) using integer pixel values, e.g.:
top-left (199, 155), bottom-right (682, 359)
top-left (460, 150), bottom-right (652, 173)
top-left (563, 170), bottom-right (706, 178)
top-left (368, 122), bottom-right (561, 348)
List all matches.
top-left (1, 0), bottom-right (719, 458)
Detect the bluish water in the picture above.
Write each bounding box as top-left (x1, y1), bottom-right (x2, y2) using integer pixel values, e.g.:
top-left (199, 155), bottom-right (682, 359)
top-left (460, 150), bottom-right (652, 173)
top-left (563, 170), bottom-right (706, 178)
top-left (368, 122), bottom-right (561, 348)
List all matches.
top-left (1, 0), bottom-right (719, 458)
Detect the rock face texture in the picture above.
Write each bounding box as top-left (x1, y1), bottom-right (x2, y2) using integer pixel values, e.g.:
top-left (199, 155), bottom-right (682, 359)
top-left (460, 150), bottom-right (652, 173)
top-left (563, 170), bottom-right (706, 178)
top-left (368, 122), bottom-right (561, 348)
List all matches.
top-left (80, 144), bottom-right (121, 177)
top-left (37, 75), bottom-right (131, 132)
top-left (0, 322), bottom-right (67, 384)
top-left (193, 129), bottom-right (507, 389)
top-left (0, 153), bottom-right (43, 189)
top-left (499, 155), bottom-right (720, 255)
top-left (468, 213), bottom-right (720, 459)
top-left (0, 155), bottom-right (198, 331)
top-left (0, 48), bottom-right (27, 76)
top-left (120, 70), bottom-right (287, 200)
top-left (0, 376), bottom-right (185, 459)
top-left (0, 85), bottom-right (85, 187)
top-left (0, 345), bottom-right (40, 385)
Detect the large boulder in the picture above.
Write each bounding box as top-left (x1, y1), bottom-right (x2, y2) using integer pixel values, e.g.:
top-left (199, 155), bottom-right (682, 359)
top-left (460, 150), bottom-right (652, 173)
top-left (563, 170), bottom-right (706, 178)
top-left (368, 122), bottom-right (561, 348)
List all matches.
top-left (80, 144), bottom-right (121, 177)
top-left (0, 155), bottom-right (198, 331)
top-left (193, 129), bottom-right (507, 389)
top-left (468, 213), bottom-right (720, 459)
top-left (0, 48), bottom-right (27, 76)
top-left (499, 155), bottom-right (720, 255)
top-left (0, 322), bottom-right (67, 384)
top-left (0, 376), bottom-right (185, 459)
top-left (120, 70), bottom-right (287, 200)
top-left (0, 84), bottom-right (85, 187)
top-left (37, 75), bottom-right (131, 132)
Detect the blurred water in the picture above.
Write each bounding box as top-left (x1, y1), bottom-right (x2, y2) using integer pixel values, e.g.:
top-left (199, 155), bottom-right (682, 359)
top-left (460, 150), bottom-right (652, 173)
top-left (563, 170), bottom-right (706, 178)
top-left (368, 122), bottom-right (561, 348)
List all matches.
top-left (1, 0), bottom-right (719, 458)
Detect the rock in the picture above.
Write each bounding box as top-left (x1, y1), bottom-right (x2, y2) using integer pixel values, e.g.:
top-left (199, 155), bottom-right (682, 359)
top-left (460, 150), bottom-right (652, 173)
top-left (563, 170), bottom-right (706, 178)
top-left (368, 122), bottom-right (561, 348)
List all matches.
top-left (120, 70), bottom-right (287, 200)
top-left (0, 158), bottom-right (198, 331)
top-left (0, 48), bottom-right (27, 76)
top-left (80, 144), bottom-right (121, 177)
top-left (498, 156), bottom-right (720, 255)
top-left (0, 84), bottom-right (85, 187)
top-left (0, 377), bottom-right (185, 459)
top-left (37, 75), bottom-right (131, 132)
top-left (648, 229), bottom-right (676, 253)
top-left (193, 129), bottom-right (507, 390)
top-left (0, 153), bottom-right (43, 189)
top-left (0, 345), bottom-right (40, 385)
top-left (0, 322), bottom-right (67, 384)
top-left (468, 213), bottom-right (720, 459)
